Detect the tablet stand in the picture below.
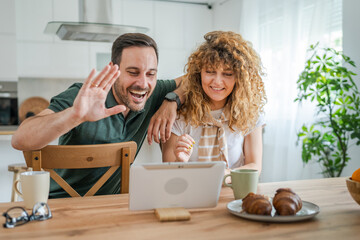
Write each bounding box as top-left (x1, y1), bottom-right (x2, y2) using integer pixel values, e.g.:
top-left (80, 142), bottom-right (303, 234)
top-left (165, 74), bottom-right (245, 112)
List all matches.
top-left (154, 207), bottom-right (191, 222)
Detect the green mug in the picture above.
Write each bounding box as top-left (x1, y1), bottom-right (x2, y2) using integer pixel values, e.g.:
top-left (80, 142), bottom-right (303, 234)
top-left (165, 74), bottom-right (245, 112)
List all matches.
top-left (223, 169), bottom-right (259, 200)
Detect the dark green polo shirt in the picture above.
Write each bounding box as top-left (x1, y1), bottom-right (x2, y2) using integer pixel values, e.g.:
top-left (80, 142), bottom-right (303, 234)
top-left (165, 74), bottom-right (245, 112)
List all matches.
top-left (48, 80), bottom-right (176, 198)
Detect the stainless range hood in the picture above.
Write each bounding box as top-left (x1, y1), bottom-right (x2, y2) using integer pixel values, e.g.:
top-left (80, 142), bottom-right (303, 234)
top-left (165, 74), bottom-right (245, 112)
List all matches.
top-left (44, 0), bottom-right (148, 42)
top-left (45, 22), bottom-right (148, 43)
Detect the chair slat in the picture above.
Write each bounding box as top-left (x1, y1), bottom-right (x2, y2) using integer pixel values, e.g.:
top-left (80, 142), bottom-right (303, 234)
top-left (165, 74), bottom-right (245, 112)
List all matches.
top-left (48, 169), bottom-right (81, 197)
top-left (23, 142), bottom-right (137, 197)
top-left (84, 166), bottom-right (119, 197)
top-left (121, 147), bottom-right (131, 194)
top-left (31, 151), bottom-right (42, 171)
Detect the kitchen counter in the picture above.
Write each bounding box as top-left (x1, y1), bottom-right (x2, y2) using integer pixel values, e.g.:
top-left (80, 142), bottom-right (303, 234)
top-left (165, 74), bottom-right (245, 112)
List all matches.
top-left (0, 126), bottom-right (17, 134)
top-left (0, 133), bottom-right (24, 203)
top-left (0, 131), bottom-right (15, 135)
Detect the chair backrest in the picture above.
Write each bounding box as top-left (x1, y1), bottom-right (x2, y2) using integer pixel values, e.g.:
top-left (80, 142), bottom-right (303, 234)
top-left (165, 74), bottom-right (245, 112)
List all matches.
top-left (23, 141), bottom-right (137, 197)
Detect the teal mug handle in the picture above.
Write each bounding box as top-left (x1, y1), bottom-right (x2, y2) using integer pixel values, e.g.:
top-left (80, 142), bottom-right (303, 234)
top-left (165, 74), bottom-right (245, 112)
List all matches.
top-left (223, 174), bottom-right (232, 187)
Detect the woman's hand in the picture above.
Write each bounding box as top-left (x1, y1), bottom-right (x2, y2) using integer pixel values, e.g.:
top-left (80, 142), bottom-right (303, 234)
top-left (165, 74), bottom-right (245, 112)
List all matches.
top-left (224, 168), bottom-right (232, 184)
top-left (174, 134), bottom-right (195, 162)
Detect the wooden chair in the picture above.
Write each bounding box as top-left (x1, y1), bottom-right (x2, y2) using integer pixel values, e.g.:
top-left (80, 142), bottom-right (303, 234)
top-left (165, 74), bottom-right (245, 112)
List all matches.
top-left (22, 141), bottom-right (137, 197)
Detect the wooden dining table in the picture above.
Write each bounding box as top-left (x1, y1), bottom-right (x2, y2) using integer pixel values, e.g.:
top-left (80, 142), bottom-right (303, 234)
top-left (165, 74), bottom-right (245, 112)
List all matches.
top-left (0, 177), bottom-right (358, 240)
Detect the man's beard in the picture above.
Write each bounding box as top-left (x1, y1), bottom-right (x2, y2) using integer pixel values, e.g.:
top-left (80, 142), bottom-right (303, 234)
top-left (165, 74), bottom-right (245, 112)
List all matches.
top-left (114, 82), bottom-right (149, 112)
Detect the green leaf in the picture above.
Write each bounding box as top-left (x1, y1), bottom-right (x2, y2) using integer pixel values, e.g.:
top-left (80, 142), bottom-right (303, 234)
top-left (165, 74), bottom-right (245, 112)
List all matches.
top-left (295, 43), bottom-right (360, 177)
top-left (327, 61), bottom-right (334, 67)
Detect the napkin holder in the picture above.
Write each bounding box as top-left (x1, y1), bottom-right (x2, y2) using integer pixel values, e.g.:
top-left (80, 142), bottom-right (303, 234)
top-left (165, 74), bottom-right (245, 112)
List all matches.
top-left (154, 207), bottom-right (191, 222)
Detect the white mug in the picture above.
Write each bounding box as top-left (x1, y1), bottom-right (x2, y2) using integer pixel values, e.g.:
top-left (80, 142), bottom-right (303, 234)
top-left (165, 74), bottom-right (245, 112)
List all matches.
top-left (13, 171), bottom-right (50, 209)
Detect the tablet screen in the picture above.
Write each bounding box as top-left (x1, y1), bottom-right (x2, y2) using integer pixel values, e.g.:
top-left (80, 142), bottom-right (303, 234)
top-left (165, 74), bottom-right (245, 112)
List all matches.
top-left (129, 161), bottom-right (226, 210)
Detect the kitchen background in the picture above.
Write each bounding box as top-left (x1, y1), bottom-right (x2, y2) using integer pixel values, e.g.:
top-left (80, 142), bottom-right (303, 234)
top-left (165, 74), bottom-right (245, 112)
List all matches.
top-left (0, 0), bottom-right (359, 202)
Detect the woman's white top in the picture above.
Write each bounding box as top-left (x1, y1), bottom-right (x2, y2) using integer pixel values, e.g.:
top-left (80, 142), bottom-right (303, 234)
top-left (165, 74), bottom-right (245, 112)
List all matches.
top-left (171, 109), bottom-right (265, 169)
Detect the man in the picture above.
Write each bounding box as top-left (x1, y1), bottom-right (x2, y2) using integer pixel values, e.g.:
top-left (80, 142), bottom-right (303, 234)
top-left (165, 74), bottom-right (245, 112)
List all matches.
top-left (12, 33), bottom-right (183, 198)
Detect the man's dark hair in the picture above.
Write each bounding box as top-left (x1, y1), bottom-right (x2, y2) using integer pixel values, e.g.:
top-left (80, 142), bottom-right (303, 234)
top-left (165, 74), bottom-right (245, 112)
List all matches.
top-left (111, 33), bottom-right (159, 65)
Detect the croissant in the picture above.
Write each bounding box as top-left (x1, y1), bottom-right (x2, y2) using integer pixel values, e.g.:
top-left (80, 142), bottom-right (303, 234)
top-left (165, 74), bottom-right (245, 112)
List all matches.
top-left (242, 192), bottom-right (272, 215)
top-left (273, 188), bottom-right (302, 216)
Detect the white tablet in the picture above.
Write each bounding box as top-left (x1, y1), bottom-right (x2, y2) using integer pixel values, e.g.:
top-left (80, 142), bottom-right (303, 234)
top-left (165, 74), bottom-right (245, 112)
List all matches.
top-left (129, 161), bottom-right (226, 211)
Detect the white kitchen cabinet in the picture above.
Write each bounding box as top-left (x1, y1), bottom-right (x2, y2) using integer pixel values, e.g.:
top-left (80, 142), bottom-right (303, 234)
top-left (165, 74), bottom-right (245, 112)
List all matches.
top-left (15, 0), bottom-right (115, 78)
top-left (112, 0), bottom-right (124, 24)
top-left (15, 0), bottom-right (53, 42)
top-left (0, 0), bottom-right (16, 34)
top-left (0, 35), bottom-right (17, 81)
top-left (153, 1), bottom-right (212, 51)
top-left (154, 2), bottom-right (185, 50)
top-left (157, 48), bottom-right (187, 79)
top-left (16, 0), bottom-right (79, 43)
top-left (0, 0), bottom-right (17, 81)
top-left (89, 42), bottom-right (112, 71)
top-left (122, 0), bottom-right (154, 37)
top-left (14, 0), bottom-right (215, 79)
top-left (53, 0), bottom-right (79, 44)
top-left (17, 41), bottom-right (90, 78)
top-left (15, 0), bottom-right (78, 43)
top-left (183, 4), bottom-right (213, 50)
top-left (53, 0), bottom-right (78, 21)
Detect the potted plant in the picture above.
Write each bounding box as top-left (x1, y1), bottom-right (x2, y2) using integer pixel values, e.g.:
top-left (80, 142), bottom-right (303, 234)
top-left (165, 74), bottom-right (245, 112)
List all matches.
top-left (295, 43), bottom-right (360, 177)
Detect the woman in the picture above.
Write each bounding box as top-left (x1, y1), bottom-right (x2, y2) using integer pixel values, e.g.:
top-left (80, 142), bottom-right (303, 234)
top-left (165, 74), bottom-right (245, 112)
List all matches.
top-left (162, 31), bottom-right (266, 174)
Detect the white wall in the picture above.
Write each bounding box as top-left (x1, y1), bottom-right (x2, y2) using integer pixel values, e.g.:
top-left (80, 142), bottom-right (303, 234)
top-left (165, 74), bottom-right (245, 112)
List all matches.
top-left (342, 0), bottom-right (360, 176)
top-left (0, 0), bottom-right (17, 81)
top-left (212, 0), bottom-right (242, 32)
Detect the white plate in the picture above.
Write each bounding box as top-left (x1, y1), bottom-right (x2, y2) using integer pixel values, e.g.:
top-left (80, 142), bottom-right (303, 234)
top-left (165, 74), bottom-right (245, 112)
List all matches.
top-left (227, 199), bottom-right (320, 223)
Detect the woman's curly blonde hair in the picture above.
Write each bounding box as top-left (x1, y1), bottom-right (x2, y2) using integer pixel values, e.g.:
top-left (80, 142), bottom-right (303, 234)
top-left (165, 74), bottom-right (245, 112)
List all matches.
top-left (179, 31), bottom-right (266, 134)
